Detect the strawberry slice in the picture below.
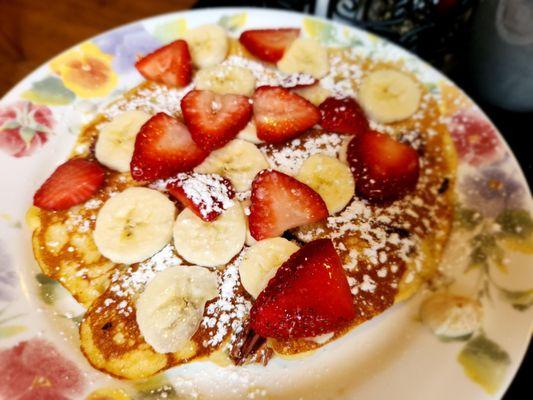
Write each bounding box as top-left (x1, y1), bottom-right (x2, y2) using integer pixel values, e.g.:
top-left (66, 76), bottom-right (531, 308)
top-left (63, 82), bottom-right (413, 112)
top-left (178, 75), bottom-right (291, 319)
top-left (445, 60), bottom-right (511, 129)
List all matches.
top-left (248, 170), bottom-right (328, 240)
top-left (33, 158), bottom-right (105, 211)
top-left (167, 172), bottom-right (235, 222)
top-left (239, 28), bottom-right (300, 63)
top-left (181, 90), bottom-right (253, 151)
top-left (130, 112), bottom-right (207, 182)
top-left (253, 86), bottom-right (321, 143)
top-left (319, 96), bottom-right (369, 135)
top-left (135, 40), bottom-right (192, 87)
top-left (250, 238), bottom-right (355, 339)
top-left (347, 130), bottom-right (420, 202)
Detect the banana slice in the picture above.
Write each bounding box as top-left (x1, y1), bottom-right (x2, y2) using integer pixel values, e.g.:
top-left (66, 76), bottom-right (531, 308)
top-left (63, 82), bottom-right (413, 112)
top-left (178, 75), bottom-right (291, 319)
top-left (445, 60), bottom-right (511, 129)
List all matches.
top-left (93, 187), bottom-right (175, 264)
top-left (358, 69), bottom-right (422, 124)
top-left (94, 110), bottom-right (152, 172)
top-left (241, 199), bottom-right (257, 246)
top-left (292, 84), bottom-right (332, 106)
top-left (183, 24), bottom-right (229, 69)
top-left (277, 38), bottom-right (329, 79)
top-left (136, 266), bottom-right (218, 353)
top-left (195, 65), bottom-right (256, 96)
top-left (296, 154), bottom-right (354, 215)
top-left (239, 238), bottom-right (299, 298)
top-left (194, 139), bottom-right (269, 192)
top-left (236, 120), bottom-right (263, 144)
top-left (173, 202), bottom-right (246, 267)
top-left (338, 136), bottom-right (351, 164)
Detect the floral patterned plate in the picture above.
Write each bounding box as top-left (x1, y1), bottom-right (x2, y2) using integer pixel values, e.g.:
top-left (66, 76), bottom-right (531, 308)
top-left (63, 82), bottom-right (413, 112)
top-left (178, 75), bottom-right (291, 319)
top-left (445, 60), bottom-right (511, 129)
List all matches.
top-left (0, 8), bottom-right (531, 400)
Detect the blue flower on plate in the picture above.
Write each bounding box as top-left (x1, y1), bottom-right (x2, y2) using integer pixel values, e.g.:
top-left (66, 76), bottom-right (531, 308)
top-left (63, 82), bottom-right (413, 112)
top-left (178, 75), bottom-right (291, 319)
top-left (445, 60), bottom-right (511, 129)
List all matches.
top-left (0, 241), bottom-right (16, 302)
top-left (95, 24), bottom-right (162, 73)
top-left (460, 163), bottom-right (526, 218)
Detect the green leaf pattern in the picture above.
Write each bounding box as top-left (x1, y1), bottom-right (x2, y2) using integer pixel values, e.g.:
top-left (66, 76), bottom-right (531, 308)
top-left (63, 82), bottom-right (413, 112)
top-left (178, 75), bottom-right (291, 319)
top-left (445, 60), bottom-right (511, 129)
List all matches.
top-left (22, 76), bottom-right (75, 105)
top-left (458, 333), bottom-right (511, 394)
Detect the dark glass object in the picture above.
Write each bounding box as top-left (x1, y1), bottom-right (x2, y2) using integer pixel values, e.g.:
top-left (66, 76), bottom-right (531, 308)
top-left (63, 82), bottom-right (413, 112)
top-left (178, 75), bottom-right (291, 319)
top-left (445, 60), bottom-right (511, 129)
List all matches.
top-left (194, 0), bottom-right (317, 13)
top-left (329, 0), bottom-right (478, 72)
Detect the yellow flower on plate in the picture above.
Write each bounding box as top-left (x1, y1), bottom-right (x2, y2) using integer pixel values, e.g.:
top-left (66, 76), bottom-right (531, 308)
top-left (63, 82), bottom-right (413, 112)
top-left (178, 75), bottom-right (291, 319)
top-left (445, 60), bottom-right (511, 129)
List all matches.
top-left (86, 387), bottom-right (130, 400)
top-left (50, 42), bottom-right (118, 98)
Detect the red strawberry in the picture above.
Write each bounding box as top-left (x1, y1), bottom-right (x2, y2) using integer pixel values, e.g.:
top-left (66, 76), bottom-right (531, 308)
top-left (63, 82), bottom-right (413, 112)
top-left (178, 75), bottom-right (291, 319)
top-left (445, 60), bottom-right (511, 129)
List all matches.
top-left (167, 173), bottom-right (235, 222)
top-left (250, 238), bottom-right (355, 339)
top-left (130, 112), bottom-right (207, 182)
top-left (33, 158), bottom-right (105, 211)
top-left (135, 40), bottom-right (192, 87)
top-left (347, 130), bottom-right (420, 202)
top-left (248, 170), bottom-right (328, 240)
top-left (181, 90), bottom-right (252, 151)
top-left (319, 96), bottom-right (369, 135)
top-left (253, 86), bottom-right (321, 143)
top-left (239, 28), bottom-right (300, 63)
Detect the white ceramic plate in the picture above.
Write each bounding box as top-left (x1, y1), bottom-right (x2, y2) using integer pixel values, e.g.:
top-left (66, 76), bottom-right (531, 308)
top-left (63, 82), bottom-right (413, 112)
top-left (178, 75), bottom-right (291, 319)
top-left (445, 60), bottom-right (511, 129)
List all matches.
top-left (0, 8), bottom-right (531, 400)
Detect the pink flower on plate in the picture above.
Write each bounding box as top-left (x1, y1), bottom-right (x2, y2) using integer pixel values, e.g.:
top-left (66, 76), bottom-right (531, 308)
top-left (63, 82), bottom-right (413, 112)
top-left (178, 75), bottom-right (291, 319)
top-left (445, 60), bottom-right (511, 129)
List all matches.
top-left (0, 101), bottom-right (54, 157)
top-left (449, 108), bottom-right (505, 167)
top-left (0, 338), bottom-right (84, 400)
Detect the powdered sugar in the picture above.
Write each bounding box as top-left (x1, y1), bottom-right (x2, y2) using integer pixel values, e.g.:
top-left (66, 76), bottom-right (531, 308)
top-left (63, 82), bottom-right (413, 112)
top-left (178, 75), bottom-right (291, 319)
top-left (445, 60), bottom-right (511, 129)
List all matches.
top-left (107, 245), bottom-right (183, 312)
top-left (224, 56), bottom-right (315, 88)
top-left (262, 132), bottom-right (343, 175)
top-left (202, 252), bottom-right (251, 348)
top-left (320, 55), bottom-right (362, 98)
top-left (171, 173), bottom-right (235, 219)
top-left (102, 82), bottom-right (194, 120)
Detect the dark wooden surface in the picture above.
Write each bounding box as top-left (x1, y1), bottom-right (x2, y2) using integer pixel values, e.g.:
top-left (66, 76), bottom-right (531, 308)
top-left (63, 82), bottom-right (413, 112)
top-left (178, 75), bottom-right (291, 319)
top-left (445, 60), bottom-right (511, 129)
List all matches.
top-left (0, 1), bottom-right (529, 398)
top-left (0, 0), bottom-right (197, 95)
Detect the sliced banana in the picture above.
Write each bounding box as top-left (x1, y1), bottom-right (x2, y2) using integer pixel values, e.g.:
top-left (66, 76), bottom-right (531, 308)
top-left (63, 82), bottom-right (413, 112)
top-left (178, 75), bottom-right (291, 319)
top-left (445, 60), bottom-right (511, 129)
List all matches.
top-left (94, 110), bottom-right (152, 172)
top-left (173, 202), bottom-right (246, 267)
top-left (236, 120), bottom-right (263, 144)
top-left (292, 84), bottom-right (332, 106)
top-left (195, 65), bottom-right (256, 96)
top-left (277, 38), bottom-right (329, 79)
top-left (93, 187), bottom-right (175, 264)
top-left (239, 238), bottom-right (299, 298)
top-left (183, 24), bottom-right (228, 69)
top-left (194, 139), bottom-right (269, 192)
top-left (358, 69), bottom-right (422, 124)
top-left (296, 154), bottom-right (355, 214)
top-left (338, 136), bottom-right (351, 164)
top-left (241, 199), bottom-right (257, 246)
top-left (136, 266), bottom-right (218, 354)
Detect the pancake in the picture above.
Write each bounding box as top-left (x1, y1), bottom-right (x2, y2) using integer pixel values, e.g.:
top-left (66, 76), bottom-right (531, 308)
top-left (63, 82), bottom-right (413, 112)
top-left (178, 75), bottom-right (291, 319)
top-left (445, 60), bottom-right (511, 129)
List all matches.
top-left (29, 39), bottom-right (456, 379)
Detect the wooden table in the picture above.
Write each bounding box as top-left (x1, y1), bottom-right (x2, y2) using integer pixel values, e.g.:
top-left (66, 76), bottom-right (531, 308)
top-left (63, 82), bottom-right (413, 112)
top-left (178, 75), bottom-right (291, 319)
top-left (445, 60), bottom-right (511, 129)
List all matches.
top-left (0, 0), bottom-right (196, 96)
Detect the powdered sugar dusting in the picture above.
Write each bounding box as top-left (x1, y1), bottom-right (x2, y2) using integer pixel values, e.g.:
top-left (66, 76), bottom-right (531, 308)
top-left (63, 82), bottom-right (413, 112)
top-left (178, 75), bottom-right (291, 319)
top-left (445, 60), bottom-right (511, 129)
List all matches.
top-left (202, 252), bottom-right (251, 348)
top-left (224, 56), bottom-right (315, 88)
top-left (172, 173), bottom-right (235, 219)
top-left (261, 132), bottom-right (344, 175)
top-left (102, 82), bottom-right (194, 120)
top-left (105, 245), bottom-right (183, 316)
top-left (320, 54), bottom-right (363, 98)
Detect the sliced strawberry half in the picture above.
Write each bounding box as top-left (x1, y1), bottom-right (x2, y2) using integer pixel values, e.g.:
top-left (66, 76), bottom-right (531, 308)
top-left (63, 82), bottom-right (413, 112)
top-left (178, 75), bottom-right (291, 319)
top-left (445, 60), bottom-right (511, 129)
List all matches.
top-left (319, 96), bottom-right (369, 135)
top-left (130, 112), bottom-right (207, 182)
top-left (167, 172), bottom-right (235, 222)
top-left (239, 28), bottom-right (300, 63)
top-left (181, 90), bottom-right (253, 151)
top-left (33, 158), bottom-right (105, 211)
top-left (248, 170), bottom-right (328, 240)
top-left (253, 86), bottom-right (321, 143)
top-left (250, 238), bottom-right (355, 339)
top-left (347, 130), bottom-right (420, 202)
top-left (135, 39), bottom-right (192, 87)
